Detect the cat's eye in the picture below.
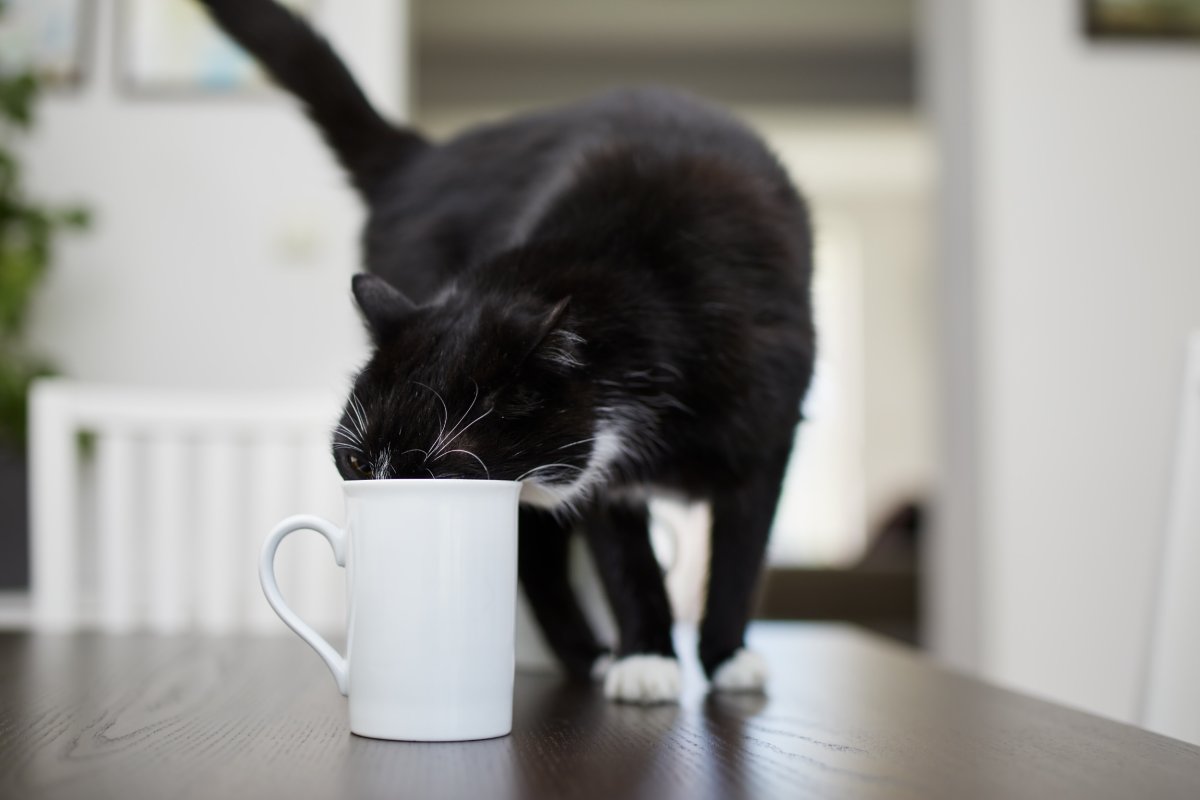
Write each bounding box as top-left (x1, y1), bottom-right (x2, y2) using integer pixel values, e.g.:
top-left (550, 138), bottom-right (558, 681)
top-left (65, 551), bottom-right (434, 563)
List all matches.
top-left (347, 453), bottom-right (371, 478)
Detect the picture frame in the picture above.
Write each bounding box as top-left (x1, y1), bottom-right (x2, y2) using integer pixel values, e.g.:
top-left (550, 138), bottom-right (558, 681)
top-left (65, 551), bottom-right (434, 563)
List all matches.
top-left (0, 0), bottom-right (95, 89)
top-left (118, 0), bottom-right (317, 97)
top-left (1085, 0), bottom-right (1200, 42)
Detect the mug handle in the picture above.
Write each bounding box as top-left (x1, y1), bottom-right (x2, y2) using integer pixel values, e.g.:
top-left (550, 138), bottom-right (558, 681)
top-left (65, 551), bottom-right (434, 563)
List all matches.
top-left (259, 514), bottom-right (350, 696)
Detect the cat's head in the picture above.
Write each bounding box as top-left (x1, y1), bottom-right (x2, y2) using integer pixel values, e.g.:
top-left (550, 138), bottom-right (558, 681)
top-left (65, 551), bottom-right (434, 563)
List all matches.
top-left (332, 274), bottom-right (607, 509)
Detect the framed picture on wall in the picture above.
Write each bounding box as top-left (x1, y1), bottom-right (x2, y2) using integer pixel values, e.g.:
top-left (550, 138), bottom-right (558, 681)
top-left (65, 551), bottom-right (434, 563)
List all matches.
top-left (0, 0), bottom-right (95, 88)
top-left (118, 0), bottom-right (316, 96)
top-left (1085, 0), bottom-right (1200, 41)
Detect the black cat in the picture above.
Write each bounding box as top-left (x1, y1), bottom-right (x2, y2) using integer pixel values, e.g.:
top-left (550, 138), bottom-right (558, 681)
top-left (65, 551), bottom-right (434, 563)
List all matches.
top-left (200, 0), bottom-right (815, 703)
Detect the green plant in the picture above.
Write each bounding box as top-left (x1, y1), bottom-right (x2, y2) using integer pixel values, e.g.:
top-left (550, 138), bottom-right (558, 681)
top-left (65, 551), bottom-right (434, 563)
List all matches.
top-left (0, 72), bottom-right (89, 449)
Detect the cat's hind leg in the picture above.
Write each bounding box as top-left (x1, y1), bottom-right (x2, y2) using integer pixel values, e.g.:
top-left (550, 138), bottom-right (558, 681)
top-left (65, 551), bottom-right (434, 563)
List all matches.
top-left (699, 444), bottom-right (792, 692)
top-left (581, 500), bottom-right (680, 704)
top-left (519, 506), bottom-right (609, 681)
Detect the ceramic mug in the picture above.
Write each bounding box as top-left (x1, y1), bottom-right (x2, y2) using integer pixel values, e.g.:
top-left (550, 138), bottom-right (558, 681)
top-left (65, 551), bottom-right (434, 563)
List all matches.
top-left (259, 479), bottom-right (522, 741)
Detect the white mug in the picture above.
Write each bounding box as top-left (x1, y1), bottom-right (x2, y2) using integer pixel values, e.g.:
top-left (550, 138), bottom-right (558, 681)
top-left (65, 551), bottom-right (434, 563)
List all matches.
top-left (259, 479), bottom-right (522, 741)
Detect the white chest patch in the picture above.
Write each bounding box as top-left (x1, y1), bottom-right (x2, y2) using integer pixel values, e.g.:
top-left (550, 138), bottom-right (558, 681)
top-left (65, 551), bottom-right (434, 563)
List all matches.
top-left (519, 424), bottom-right (627, 512)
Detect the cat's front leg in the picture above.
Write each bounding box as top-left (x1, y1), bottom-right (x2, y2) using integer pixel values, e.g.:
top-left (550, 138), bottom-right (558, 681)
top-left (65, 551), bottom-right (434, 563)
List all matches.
top-left (581, 500), bottom-right (680, 704)
top-left (699, 445), bottom-right (792, 692)
top-left (519, 507), bottom-right (610, 681)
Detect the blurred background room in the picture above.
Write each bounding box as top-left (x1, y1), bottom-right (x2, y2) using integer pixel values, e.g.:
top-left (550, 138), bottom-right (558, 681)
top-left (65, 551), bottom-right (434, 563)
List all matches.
top-left (2, 0), bottom-right (1198, 745)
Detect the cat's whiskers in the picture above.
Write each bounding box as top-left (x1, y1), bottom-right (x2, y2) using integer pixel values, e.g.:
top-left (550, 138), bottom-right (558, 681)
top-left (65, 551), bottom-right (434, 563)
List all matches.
top-left (430, 380), bottom-right (480, 457)
top-left (347, 393), bottom-right (370, 442)
top-left (334, 423), bottom-right (363, 445)
top-left (516, 463), bottom-right (585, 482)
top-left (432, 447), bottom-right (491, 480)
top-left (556, 437), bottom-right (596, 451)
top-left (435, 379), bottom-right (478, 455)
top-left (410, 381), bottom-right (449, 452)
top-left (432, 406), bottom-right (493, 459)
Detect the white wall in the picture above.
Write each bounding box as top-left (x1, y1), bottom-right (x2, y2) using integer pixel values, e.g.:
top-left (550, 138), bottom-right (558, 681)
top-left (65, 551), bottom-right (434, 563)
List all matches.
top-left (926, 0), bottom-right (1200, 722)
top-left (23, 0), bottom-right (410, 392)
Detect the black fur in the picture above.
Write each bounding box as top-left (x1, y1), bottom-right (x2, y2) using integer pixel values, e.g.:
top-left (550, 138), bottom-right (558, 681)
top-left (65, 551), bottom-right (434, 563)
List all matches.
top-left (199, 0), bottom-right (815, 690)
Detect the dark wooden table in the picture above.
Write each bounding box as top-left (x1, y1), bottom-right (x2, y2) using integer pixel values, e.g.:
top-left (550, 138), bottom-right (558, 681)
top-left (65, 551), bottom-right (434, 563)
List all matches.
top-left (1, 623), bottom-right (1197, 800)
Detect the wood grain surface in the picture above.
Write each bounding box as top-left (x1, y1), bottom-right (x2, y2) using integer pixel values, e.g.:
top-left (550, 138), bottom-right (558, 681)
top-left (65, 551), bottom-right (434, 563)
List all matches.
top-left (0, 623), bottom-right (1197, 800)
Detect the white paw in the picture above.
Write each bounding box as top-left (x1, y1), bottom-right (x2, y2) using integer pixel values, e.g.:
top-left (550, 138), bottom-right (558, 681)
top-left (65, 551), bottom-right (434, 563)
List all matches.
top-left (603, 654), bottom-right (681, 704)
top-left (590, 653), bottom-right (614, 681)
top-left (710, 648), bottom-right (768, 693)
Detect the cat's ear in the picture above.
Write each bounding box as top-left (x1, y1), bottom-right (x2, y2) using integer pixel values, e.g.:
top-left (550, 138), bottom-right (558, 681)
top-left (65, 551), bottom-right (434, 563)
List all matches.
top-left (352, 274), bottom-right (416, 339)
top-left (525, 297), bottom-right (585, 374)
top-left (493, 297), bottom-right (582, 419)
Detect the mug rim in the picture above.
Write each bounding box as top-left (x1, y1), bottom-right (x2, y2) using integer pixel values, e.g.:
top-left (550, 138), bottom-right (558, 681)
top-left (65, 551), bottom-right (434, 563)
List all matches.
top-left (342, 478), bottom-right (521, 496)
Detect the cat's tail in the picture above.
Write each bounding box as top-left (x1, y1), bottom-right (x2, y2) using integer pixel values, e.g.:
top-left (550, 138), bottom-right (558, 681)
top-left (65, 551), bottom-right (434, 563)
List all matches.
top-left (197, 0), bottom-right (426, 199)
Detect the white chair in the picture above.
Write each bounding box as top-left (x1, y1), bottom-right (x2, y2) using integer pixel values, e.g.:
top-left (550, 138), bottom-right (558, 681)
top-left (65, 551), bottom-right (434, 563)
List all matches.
top-left (1140, 332), bottom-right (1200, 744)
top-left (28, 379), bottom-right (347, 634)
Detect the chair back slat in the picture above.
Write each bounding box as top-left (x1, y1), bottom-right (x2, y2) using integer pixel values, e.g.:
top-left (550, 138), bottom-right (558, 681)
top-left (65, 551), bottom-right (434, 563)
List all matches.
top-left (194, 437), bottom-right (241, 634)
top-left (95, 432), bottom-right (137, 632)
top-left (145, 436), bottom-right (190, 633)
